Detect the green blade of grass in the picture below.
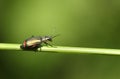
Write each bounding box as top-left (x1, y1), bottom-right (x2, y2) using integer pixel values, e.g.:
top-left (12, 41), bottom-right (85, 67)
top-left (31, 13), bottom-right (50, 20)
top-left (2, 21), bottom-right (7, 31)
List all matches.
top-left (0, 43), bottom-right (120, 55)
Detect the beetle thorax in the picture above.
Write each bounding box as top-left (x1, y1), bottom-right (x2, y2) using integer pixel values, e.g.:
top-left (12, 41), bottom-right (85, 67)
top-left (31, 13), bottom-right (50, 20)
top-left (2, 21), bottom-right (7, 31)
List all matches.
top-left (42, 37), bottom-right (49, 42)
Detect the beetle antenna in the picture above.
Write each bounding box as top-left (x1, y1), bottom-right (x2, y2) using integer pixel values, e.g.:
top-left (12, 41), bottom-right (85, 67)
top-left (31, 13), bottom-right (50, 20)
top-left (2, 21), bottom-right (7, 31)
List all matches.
top-left (52, 34), bottom-right (60, 38)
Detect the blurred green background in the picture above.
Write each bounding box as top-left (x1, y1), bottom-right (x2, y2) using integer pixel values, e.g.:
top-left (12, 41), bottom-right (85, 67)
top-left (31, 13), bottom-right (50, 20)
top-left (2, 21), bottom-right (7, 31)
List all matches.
top-left (0, 0), bottom-right (120, 79)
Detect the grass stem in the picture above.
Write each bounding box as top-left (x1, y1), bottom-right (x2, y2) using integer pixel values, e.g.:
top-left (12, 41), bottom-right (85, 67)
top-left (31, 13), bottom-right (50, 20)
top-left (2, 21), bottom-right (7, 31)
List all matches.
top-left (0, 43), bottom-right (120, 55)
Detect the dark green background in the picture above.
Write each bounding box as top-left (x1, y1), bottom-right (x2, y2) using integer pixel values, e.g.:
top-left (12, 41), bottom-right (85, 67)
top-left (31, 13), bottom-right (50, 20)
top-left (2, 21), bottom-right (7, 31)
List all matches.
top-left (0, 0), bottom-right (120, 79)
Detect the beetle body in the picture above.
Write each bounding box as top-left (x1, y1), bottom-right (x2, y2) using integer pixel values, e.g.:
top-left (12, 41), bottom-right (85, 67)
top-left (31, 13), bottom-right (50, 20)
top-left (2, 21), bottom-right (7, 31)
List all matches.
top-left (20, 36), bottom-right (53, 51)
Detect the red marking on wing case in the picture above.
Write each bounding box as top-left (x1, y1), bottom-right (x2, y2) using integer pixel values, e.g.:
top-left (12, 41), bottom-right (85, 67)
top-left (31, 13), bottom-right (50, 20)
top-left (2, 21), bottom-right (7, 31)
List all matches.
top-left (23, 41), bottom-right (26, 47)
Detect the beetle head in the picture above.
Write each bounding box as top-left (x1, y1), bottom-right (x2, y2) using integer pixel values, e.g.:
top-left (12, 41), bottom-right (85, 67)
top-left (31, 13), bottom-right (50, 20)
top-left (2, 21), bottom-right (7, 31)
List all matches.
top-left (44, 34), bottom-right (60, 42)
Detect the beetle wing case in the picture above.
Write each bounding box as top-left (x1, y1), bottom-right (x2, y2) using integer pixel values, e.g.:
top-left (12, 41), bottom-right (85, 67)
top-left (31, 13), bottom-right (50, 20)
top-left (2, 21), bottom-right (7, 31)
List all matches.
top-left (20, 36), bottom-right (42, 51)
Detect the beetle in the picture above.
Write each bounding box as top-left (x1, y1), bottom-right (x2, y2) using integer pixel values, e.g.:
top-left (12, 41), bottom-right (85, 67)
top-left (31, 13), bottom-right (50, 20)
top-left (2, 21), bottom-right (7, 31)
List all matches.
top-left (20, 35), bottom-right (58, 51)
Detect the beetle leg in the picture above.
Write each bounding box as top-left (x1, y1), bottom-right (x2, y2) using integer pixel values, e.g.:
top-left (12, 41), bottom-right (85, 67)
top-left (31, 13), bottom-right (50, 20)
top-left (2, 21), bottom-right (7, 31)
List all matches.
top-left (39, 47), bottom-right (41, 51)
top-left (44, 42), bottom-right (57, 48)
top-left (39, 44), bottom-right (42, 51)
top-left (34, 48), bottom-right (39, 52)
top-left (31, 35), bottom-right (34, 37)
top-left (44, 42), bottom-right (53, 47)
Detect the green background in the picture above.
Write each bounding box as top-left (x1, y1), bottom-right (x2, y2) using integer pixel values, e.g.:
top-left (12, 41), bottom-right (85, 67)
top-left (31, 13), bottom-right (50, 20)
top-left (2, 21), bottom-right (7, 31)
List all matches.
top-left (0, 0), bottom-right (120, 79)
